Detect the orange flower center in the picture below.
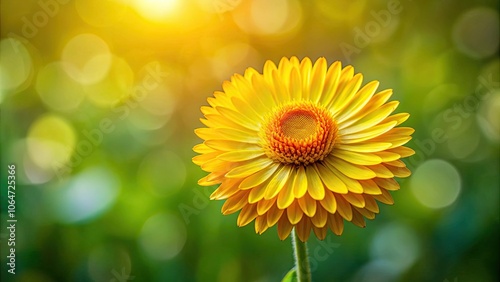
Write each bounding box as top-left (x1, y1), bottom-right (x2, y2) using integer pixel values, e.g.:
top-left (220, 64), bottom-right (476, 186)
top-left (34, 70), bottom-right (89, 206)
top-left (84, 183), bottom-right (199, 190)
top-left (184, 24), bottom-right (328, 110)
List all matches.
top-left (261, 102), bottom-right (338, 166)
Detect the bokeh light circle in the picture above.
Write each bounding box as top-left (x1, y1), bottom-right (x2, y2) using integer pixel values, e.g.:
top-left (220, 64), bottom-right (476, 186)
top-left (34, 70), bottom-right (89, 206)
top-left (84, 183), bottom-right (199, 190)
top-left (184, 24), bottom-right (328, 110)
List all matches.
top-left (36, 62), bottom-right (85, 112)
top-left (27, 114), bottom-right (76, 170)
top-left (84, 56), bottom-right (134, 107)
top-left (0, 37), bottom-right (33, 99)
top-left (452, 7), bottom-right (499, 59)
top-left (62, 33), bottom-right (112, 85)
top-left (370, 224), bottom-right (420, 272)
top-left (232, 0), bottom-right (302, 36)
top-left (410, 159), bottom-right (461, 209)
top-left (48, 167), bottom-right (120, 223)
top-left (138, 213), bottom-right (187, 260)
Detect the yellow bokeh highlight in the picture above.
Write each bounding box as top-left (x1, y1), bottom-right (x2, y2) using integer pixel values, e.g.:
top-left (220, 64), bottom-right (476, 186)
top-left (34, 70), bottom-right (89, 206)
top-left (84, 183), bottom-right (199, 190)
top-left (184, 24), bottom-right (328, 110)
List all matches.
top-left (84, 56), bottom-right (134, 107)
top-left (62, 33), bottom-right (112, 85)
top-left (410, 159), bottom-right (461, 209)
top-left (0, 38), bottom-right (33, 100)
top-left (36, 62), bottom-right (85, 112)
top-left (232, 0), bottom-right (302, 36)
top-left (27, 114), bottom-right (76, 170)
top-left (133, 0), bottom-right (179, 22)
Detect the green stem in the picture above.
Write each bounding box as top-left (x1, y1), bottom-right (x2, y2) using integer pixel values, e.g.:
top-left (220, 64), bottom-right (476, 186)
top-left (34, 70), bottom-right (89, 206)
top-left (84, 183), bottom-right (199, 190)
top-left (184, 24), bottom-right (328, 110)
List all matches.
top-left (292, 228), bottom-right (311, 282)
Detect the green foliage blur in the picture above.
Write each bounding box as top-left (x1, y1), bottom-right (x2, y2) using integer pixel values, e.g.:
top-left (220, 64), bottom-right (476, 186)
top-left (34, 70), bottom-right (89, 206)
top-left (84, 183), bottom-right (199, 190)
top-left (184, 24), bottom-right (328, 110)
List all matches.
top-left (1, 0), bottom-right (498, 281)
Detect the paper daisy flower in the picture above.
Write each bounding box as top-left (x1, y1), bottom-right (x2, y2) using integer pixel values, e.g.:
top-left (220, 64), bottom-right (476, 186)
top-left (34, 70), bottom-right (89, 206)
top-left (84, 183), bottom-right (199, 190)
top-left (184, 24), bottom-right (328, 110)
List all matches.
top-left (193, 57), bottom-right (414, 242)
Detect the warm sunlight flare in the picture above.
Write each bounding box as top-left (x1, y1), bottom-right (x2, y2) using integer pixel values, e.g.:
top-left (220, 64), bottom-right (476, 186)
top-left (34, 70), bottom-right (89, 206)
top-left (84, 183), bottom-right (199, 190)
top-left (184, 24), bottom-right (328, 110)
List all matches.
top-left (133, 0), bottom-right (179, 22)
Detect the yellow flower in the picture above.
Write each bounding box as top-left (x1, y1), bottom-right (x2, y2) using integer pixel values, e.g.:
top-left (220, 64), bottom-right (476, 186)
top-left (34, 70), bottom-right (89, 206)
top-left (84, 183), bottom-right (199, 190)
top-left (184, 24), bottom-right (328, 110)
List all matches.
top-left (193, 57), bottom-right (415, 242)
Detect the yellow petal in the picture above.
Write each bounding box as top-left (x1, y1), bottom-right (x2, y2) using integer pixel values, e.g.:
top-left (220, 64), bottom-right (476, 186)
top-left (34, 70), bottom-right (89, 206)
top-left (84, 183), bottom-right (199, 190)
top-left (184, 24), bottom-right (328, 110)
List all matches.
top-left (350, 209), bottom-right (366, 228)
top-left (341, 101), bottom-right (399, 133)
top-left (309, 57), bottom-right (327, 103)
top-left (264, 165), bottom-right (292, 199)
top-left (342, 192), bottom-right (365, 208)
top-left (288, 67), bottom-right (302, 100)
top-left (267, 204), bottom-right (284, 227)
top-left (216, 106), bottom-right (261, 131)
top-left (218, 150), bottom-right (265, 162)
top-left (271, 69), bottom-right (290, 103)
top-left (387, 146), bottom-right (415, 157)
top-left (328, 213), bottom-right (344, 235)
top-left (292, 166), bottom-right (308, 198)
top-left (199, 171), bottom-right (224, 186)
top-left (333, 149), bottom-right (383, 165)
top-left (254, 215), bottom-right (269, 234)
top-left (368, 164), bottom-right (394, 178)
top-left (239, 163), bottom-right (280, 190)
top-left (192, 151), bottom-right (221, 166)
top-left (205, 139), bottom-right (260, 152)
top-left (316, 163), bottom-right (348, 194)
top-left (388, 165), bottom-right (411, 178)
top-left (319, 190), bottom-right (337, 214)
top-left (221, 190), bottom-right (249, 215)
top-left (328, 165), bottom-right (364, 193)
top-left (355, 207), bottom-right (375, 220)
top-left (341, 121), bottom-right (397, 142)
top-left (374, 151), bottom-right (401, 162)
top-left (237, 204), bottom-right (258, 227)
top-left (373, 189), bottom-right (394, 205)
top-left (295, 217), bottom-right (312, 242)
top-left (257, 197), bottom-right (276, 215)
top-left (319, 61), bottom-right (341, 105)
top-left (201, 158), bottom-right (232, 172)
top-left (193, 143), bottom-right (214, 154)
top-left (336, 80), bottom-right (379, 123)
top-left (374, 178), bottom-right (400, 191)
top-left (248, 182), bottom-right (268, 203)
top-left (286, 202), bottom-right (303, 225)
top-left (210, 178), bottom-right (241, 200)
top-left (335, 195), bottom-right (353, 221)
top-left (250, 71), bottom-right (276, 107)
top-left (306, 165), bottom-right (325, 200)
top-left (363, 195), bottom-right (380, 213)
top-left (277, 213), bottom-right (293, 240)
top-left (298, 193), bottom-right (317, 217)
top-left (225, 158), bottom-right (274, 178)
top-left (336, 142), bottom-right (392, 153)
top-left (300, 57), bottom-right (313, 100)
top-left (277, 182), bottom-right (295, 209)
top-left (359, 179), bottom-right (382, 195)
top-left (311, 206), bottom-right (328, 228)
top-left (331, 73), bottom-right (363, 116)
top-left (384, 160), bottom-right (406, 167)
top-left (313, 226), bottom-right (328, 240)
top-left (340, 89), bottom-right (393, 128)
top-left (327, 157), bottom-right (377, 180)
top-left (383, 112), bottom-right (410, 126)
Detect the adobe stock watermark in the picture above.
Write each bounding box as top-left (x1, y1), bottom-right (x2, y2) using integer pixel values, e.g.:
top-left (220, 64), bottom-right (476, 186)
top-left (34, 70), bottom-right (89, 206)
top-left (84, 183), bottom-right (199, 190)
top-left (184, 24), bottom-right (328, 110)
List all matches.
top-left (178, 187), bottom-right (212, 224)
top-left (212, 0), bottom-right (241, 19)
top-left (307, 237), bottom-right (341, 273)
top-left (110, 267), bottom-right (135, 282)
top-left (402, 72), bottom-right (499, 175)
top-left (339, 0), bottom-right (405, 62)
top-left (52, 62), bottom-right (170, 180)
top-left (8, 0), bottom-right (70, 51)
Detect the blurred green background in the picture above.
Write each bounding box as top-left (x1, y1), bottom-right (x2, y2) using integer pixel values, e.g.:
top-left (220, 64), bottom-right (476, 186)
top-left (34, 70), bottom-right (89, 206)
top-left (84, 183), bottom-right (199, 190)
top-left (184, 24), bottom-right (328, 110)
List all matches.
top-left (1, 0), bottom-right (499, 281)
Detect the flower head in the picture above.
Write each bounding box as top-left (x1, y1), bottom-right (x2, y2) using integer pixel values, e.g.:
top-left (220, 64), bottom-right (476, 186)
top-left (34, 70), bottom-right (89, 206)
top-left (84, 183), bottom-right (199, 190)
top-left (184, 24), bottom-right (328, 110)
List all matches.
top-left (193, 57), bottom-right (415, 242)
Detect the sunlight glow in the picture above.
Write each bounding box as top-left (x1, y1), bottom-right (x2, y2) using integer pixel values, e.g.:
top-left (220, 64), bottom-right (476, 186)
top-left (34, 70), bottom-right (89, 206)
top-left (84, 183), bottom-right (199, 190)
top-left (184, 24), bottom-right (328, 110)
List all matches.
top-left (134, 0), bottom-right (179, 22)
